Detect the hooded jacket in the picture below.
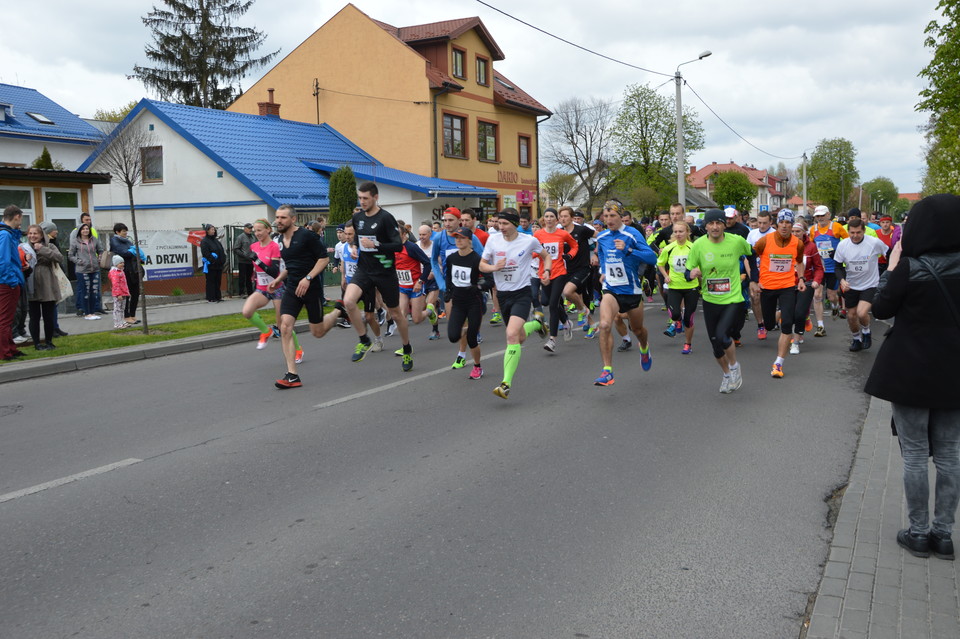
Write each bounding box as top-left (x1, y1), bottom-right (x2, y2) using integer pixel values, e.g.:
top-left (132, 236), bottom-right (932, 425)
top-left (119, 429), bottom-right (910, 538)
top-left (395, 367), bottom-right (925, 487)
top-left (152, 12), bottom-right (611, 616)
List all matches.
top-left (865, 194), bottom-right (960, 408)
top-left (69, 234), bottom-right (103, 274)
top-left (27, 235), bottom-right (64, 303)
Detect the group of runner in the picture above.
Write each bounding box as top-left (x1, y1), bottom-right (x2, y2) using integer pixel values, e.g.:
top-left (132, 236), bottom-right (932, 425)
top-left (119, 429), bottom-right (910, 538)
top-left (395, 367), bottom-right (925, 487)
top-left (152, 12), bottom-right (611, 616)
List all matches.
top-left (239, 185), bottom-right (897, 397)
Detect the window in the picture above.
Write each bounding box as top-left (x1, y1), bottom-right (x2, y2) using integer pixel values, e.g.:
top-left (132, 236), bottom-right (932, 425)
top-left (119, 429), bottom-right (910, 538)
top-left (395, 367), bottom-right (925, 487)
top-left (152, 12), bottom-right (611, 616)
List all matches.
top-left (45, 191), bottom-right (79, 208)
top-left (443, 114), bottom-right (466, 159)
top-left (0, 188), bottom-right (32, 210)
top-left (451, 47), bottom-right (466, 79)
top-left (475, 56), bottom-right (489, 86)
top-left (478, 121), bottom-right (498, 162)
top-left (25, 112), bottom-right (54, 125)
top-left (141, 146), bottom-right (163, 183)
top-left (518, 135), bottom-right (531, 167)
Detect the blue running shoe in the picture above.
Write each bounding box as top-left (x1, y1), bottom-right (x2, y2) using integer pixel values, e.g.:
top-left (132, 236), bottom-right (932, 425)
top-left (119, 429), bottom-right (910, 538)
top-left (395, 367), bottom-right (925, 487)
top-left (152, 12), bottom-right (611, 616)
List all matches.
top-left (594, 369), bottom-right (615, 386)
top-left (640, 347), bottom-right (652, 371)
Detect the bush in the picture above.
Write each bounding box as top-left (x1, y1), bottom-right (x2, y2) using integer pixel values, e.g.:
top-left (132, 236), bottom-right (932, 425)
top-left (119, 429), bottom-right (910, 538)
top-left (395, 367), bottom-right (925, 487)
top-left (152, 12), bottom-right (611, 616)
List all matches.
top-left (328, 165), bottom-right (358, 224)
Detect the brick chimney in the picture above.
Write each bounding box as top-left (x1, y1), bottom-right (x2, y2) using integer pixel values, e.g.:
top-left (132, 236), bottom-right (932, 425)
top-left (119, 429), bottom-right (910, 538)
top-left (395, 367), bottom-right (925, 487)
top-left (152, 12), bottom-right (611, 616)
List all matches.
top-left (690, 165), bottom-right (696, 174)
top-left (258, 88), bottom-right (280, 118)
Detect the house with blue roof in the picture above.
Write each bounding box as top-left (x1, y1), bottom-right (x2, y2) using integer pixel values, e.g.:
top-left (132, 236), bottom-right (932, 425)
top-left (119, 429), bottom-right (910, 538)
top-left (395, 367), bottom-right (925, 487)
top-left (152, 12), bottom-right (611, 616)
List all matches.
top-left (79, 95), bottom-right (496, 234)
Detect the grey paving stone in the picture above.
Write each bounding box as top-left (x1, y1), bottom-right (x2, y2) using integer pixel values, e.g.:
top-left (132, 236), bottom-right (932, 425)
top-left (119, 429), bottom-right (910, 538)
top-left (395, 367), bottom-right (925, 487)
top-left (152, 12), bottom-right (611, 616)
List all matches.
top-left (876, 550), bottom-right (901, 570)
top-left (842, 588), bottom-right (872, 611)
top-left (874, 584), bottom-right (902, 605)
top-left (839, 608), bottom-right (869, 632)
top-left (825, 560), bottom-right (851, 580)
top-left (901, 596), bottom-right (930, 619)
top-left (928, 591), bottom-right (958, 615)
top-left (850, 556), bottom-right (877, 576)
top-left (838, 630), bottom-right (867, 639)
top-left (815, 594), bottom-right (843, 617)
top-left (847, 571), bottom-right (875, 592)
top-left (931, 611), bottom-right (960, 637)
top-left (819, 576), bottom-right (848, 597)
top-left (866, 624), bottom-right (898, 639)
top-left (831, 546), bottom-right (854, 563)
top-left (833, 532), bottom-right (857, 549)
top-left (869, 603), bottom-right (899, 627)
top-left (807, 613), bottom-right (838, 637)
top-left (853, 541), bottom-right (879, 558)
top-left (857, 528), bottom-right (880, 544)
top-left (900, 616), bottom-right (930, 638)
top-left (875, 567), bottom-right (901, 586)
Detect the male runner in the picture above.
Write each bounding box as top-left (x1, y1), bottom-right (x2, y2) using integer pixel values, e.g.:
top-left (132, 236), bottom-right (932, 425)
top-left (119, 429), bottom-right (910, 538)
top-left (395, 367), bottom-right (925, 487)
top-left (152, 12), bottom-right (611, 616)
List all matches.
top-left (833, 217), bottom-right (888, 351)
top-left (746, 209), bottom-right (775, 339)
top-left (809, 205), bottom-right (848, 335)
top-left (559, 205), bottom-right (595, 327)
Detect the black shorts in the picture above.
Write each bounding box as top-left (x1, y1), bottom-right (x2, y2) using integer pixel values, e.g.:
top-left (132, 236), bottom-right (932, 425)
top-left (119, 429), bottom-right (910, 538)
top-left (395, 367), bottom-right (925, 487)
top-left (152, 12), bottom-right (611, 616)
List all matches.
top-left (497, 288), bottom-right (534, 323)
top-left (567, 266), bottom-right (592, 291)
top-left (843, 287), bottom-right (876, 307)
top-left (824, 273), bottom-right (840, 291)
top-left (351, 268), bottom-right (400, 308)
top-left (424, 278), bottom-right (439, 293)
top-left (279, 278), bottom-right (324, 324)
top-left (605, 292), bottom-right (643, 314)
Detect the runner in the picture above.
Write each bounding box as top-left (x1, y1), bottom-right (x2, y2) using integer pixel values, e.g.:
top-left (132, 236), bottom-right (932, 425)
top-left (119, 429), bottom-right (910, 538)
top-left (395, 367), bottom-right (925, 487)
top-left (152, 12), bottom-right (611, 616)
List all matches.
top-left (267, 205), bottom-right (340, 389)
top-left (746, 209), bottom-right (775, 339)
top-left (340, 221), bottom-right (384, 352)
top-left (534, 208), bottom-right (578, 352)
top-left (833, 217), bottom-right (889, 352)
top-left (876, 214), bottom-right (896, 274)
top-left (809, 205), bottom-right (849, 335)
top-left (685, 209), bottom-right (754, 393)
top-left (444, 226), bottom-right (489, 380)
top-left (789, 219), bottom-right (824, 354)
top-left (416, 224), bottom-right (441, 338)
top-left (393, 223), bottom-right (436, 330)
top-left (593, 202), bottom-right (658, 386)
top-left (342, 182), bottom-right (413, 371)
top-left (559, 206), bottom-right (595, 329)
top-left (479, 208), bottom-right (550, 399)
top-left (750, 209), bottom-right (806, 378)
top-left (241, 219), bottom-right (302, 363)
top-left (657, 221), bottom-right (699, 354)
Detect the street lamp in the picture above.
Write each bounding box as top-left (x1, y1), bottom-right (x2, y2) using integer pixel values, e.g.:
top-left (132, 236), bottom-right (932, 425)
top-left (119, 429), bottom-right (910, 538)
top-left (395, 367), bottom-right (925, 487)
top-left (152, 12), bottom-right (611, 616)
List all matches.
top-left (676, 50), bottom-right (712, 207)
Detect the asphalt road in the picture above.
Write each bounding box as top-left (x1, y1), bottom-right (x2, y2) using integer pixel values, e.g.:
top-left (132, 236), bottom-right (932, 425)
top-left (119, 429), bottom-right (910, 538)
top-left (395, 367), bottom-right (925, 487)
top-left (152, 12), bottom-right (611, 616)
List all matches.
top-left (0, 307), bottom-right (875, 638)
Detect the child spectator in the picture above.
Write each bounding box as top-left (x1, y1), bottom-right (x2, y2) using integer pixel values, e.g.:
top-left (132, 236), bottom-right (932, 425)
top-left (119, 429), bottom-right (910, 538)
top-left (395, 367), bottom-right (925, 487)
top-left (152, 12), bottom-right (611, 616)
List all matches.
top-left (109, 255), bottom-right (131, 329)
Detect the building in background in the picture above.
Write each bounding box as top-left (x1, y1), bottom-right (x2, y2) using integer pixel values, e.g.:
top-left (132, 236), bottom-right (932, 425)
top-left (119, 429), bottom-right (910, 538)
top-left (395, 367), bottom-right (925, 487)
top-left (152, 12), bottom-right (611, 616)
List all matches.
top-left (687, 162), bottom-right (786, 214)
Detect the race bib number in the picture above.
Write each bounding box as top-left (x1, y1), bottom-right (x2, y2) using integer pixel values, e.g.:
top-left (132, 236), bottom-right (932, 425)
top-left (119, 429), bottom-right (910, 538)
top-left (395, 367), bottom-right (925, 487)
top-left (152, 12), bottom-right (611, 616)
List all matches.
top-left (816, 239), bottom-right (832, 259)
top-left (671, 254), bottom-right (687, 272)
top-left (605, 261), bottom-right (628, 287)
top-left (451, 264), bottom-right (472, 287)
top-left (397, 269), bottom-right (413, 286)
top-left (769, 254), bottom-right (792, 272)
top-left (256, 271), bottom-right (273, 286)
top-left (543, 242), bottom-right (560, 259)
top-left (345, 262), bottom-right (357, 278)
top-left (850, 259), bottom-right (867, 273)
top-left (358, 235), bottom-right (377, 252)
top-left (706, 278), bottom-right (731, 294)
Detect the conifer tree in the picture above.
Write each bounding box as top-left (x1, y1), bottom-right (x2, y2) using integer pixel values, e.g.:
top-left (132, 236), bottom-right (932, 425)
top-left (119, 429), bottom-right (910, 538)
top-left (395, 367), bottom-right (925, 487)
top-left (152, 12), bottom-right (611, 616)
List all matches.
top-left (328, 166), bottom-right (358, 225)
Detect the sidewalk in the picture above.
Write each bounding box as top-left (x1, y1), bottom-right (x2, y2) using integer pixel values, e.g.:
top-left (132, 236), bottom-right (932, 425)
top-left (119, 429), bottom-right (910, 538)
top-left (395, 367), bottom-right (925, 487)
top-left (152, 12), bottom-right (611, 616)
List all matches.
top-left (805, 397), bottom-right (960, 638)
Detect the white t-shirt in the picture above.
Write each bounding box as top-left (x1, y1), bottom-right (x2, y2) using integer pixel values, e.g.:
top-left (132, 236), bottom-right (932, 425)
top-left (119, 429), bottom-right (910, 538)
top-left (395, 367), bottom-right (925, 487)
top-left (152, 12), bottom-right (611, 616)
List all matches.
top-left (746, 226), bottom-right (775, 247)
top-left (481, 233), bottom-right (544, 292)
top-left (833, 236), bottom-right (888, 290)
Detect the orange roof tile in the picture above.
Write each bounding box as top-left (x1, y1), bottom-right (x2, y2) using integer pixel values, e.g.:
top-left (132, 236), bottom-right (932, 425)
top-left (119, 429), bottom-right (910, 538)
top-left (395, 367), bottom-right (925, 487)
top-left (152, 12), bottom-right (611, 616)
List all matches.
top-left (375, 16), bottom-right (505, 61)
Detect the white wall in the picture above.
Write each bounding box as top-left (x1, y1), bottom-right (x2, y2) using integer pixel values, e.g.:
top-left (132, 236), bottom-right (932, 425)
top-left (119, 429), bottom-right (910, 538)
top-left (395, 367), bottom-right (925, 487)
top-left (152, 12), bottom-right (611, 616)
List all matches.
top-left (0, 137), bottom-right (96, 169)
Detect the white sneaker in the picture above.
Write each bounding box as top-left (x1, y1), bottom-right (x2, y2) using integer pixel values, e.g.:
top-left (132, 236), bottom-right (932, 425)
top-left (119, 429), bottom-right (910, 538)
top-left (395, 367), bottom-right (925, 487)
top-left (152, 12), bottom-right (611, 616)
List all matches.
top-left (562, 320), bottom-right (573, 342)
top-left (384, 319), bottom-right (397, 337)
top-left (84, 314), bottom-right (101, 320)
top-left (789, 341), bottom-right (800, 355)
top-left (13, 335), bottom-right (29, 345)
top-left (729, 365), bottom-right (743, 391)
top-left (370, 337), bottom-right (384, 352)
top-left (543, 337), bottom-right (556, 352)
top-left (720, 374), bottom-right (733, 393)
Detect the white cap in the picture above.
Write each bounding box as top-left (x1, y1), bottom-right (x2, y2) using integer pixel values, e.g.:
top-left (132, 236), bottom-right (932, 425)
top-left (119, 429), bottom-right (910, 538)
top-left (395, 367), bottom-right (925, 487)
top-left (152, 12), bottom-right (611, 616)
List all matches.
top-left (814, 205), bottom-right (830, 216)
top-left (723, 207), bottom-right (738, 218)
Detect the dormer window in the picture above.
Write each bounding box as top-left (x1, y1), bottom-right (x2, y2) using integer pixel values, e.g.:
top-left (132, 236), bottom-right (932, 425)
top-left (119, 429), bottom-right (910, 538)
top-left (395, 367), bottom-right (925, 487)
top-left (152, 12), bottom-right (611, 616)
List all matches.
top-left (25, 112), bottom-right (55, 125)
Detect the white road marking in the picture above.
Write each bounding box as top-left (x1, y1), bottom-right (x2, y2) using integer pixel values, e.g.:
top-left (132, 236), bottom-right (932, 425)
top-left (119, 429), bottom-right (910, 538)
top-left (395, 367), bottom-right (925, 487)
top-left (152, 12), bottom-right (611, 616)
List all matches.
top-left (314, 348), bottom-right (508, 410)
top-left (0, 458), bottom-right (143, 504)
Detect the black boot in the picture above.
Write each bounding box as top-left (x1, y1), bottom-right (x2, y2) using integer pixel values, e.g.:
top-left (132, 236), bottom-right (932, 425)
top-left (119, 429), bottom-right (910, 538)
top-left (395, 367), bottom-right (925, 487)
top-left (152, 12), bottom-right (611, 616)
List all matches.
top-left (929, 531), bottom-right (955, 560)
top-left (897, 529), bottom-right (930, 558)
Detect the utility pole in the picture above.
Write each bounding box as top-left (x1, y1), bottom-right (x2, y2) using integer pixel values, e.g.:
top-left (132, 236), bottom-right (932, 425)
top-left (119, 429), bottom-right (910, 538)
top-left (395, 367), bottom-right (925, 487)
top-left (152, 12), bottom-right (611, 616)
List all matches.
top-left (675, 50), bottom-right (712, 208)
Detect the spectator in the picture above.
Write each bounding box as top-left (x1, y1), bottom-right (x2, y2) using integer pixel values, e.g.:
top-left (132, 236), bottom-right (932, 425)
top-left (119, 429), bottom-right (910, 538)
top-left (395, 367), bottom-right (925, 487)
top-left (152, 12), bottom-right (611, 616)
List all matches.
top-left (865, 193), bottom-right (960, 560)
top-left (110, 223), bottom-right (143, 324)
top-left (39, 221), bottom-right (69, 337)
top-left (233, 222), bottom-right (256, 298)
top-left (199, 224), bottom-right (226, 302)
top-left (25, 224), bottom-right (64, 350)
top-left (69, 222), bottom-right (104, 319)
top-left (108, 255), bottom-right (131, 329)
top-left (0, 205), bottom-right (26, 360)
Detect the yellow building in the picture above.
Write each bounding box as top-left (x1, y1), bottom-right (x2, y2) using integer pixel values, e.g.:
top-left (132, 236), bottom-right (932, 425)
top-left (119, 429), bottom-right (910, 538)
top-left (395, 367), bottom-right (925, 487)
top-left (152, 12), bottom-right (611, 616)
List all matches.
top-left (228, 3), bottom-right (550, 219)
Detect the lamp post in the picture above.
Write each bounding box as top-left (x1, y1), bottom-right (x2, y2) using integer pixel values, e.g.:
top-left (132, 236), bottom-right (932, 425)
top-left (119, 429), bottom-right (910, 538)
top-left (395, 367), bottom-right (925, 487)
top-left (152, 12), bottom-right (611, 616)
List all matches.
top-left (675, 50), bottom-right (712, 208)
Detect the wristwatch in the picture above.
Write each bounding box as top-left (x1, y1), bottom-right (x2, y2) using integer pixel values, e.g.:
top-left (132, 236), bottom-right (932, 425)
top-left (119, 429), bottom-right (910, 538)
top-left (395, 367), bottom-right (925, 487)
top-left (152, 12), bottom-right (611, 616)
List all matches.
top-left (305, 275), bottom-right (313, 281)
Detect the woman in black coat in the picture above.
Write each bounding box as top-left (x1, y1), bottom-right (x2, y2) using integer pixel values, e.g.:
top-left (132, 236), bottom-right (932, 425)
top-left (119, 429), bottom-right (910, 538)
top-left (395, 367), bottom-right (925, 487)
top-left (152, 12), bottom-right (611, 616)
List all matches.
top-left (865, 193), bottom-right (960, 560)
top-left (199, 224), bottom-right (226, 302)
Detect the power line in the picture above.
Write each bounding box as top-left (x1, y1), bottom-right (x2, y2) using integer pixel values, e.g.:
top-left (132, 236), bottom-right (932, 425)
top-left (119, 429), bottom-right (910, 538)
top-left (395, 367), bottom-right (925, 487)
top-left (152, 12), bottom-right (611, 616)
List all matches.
top-left (475, 0), bottom-right (673, 79)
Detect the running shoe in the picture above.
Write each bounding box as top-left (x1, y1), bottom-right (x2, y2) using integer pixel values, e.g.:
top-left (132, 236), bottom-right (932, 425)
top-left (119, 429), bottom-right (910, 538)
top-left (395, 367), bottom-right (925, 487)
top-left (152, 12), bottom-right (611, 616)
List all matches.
top-left (664, 322), bottom-right (678, 338)
top-left (352, 341), bottom-right (372, 362)
top-left (729, 365), bottom-right (743, 391)
top-left (376, 308), bottom-right (386, 325)
top-left (401, 352), bottom-right (413, 372)
top-left (594, 370), bottom-right (615, 386)
top-left (469, 365), bottom-right (484, 380)
top-left (84, 314), bottom-right (101, 320)
top-left (584, 323), bottom-right (599, 339)
top-left (681, 343), bottom-right (692, 355)
top-left (489, 311), bottom-right (502, 325)
top-left (734, 339), bottom-right (742, 347)
top-left (770, 362), bottom-right (784, 378)
top-left (543, 337), bottom-right (557, 352)
top-left (476, 333), bottom-right (483, 344)
top-left (428, 330), bottom-right (440, 340)
top-left (532, 311), bottom-right (547, 338)
top-left (370, 337), bottom-right (384, 352)
top-left (493, 382), bottom-right (511, 399)
top-left (719, 374), bottom-right (733, 394)
top-left (295, 349), bottom-right (304, 364)
top-left (566, 301), bottom-right (577, 313)
top-left (272, 324), bottom-right (281, 338)
top-left (438, 311), bottom-right (447, 319)
top-left (336, 318), bottom-right (352, 329)
top-left (617, 339), bottom-right (632, 352)
top-left (451, 355), bottom-right (466, 369)
top-left (394, 347), bottom-right (404, 356)
top-left (849, 338), bottom-right (863, 352)
top-left (257, 331), bottom-right (272, 350)
top-left (862, 333), bottom-right (872, 349)
top-left (275, 372), bottom-right (302, 389)
top-left (562, 320), bottom-right (574, 342)
top-left (789, 341), bottom-right (800, 355)
top-left (814, 326), bottom-right (826, 337)
top-left (577, 312), bottom-right (587, 328)
top-left (805, 317), bottom-right (813, 333)
top-left (757, 326), bottom-right (767, 340)
top-left (384, 319), bottom-right (397, 337)
top-left (838, 309), bottom-right (847, 319)
top-left (640, 347), bottom-right (652, 371)
top-left (426, 303), bottom-right (438, 325)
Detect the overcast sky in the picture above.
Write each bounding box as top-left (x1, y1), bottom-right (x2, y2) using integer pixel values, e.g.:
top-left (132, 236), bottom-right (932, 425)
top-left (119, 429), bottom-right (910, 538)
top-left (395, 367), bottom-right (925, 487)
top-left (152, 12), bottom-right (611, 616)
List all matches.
top-left (1, 0), bottom-right (939, 192)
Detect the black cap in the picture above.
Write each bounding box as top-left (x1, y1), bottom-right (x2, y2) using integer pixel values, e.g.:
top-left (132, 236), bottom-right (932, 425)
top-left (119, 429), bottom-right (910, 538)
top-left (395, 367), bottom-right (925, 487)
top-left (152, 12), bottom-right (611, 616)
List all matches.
top-left (703, 209), bottom-right (725, 225)
top-left (243, 222), bottom-right (253, 229)
top-left (573, 210), bottom-right (585, 219)
top-left (452, 227), bottom-right (474, 240)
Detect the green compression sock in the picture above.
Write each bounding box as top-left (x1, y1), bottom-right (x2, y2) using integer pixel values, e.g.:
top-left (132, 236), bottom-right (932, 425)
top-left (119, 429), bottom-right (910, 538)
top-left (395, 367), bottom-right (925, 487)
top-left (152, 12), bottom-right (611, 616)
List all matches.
top-left (502, 344), bottom-right (522, 385)
top-left (248, 311), bottom-right (270, 333)
top-left (523, 320), bottom-right (541, 337)
top-left (292, 329), bottom-right (301, 350)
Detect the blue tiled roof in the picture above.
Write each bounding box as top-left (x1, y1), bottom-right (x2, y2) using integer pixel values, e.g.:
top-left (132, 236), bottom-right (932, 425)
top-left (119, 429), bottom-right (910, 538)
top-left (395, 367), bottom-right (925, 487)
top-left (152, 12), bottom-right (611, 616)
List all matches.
top-left (0, 84), bottom-right (102, 144)
top-left (80, 99), bottom-right (492, 208)
top-left (301, 161), bottom-right (496, 196)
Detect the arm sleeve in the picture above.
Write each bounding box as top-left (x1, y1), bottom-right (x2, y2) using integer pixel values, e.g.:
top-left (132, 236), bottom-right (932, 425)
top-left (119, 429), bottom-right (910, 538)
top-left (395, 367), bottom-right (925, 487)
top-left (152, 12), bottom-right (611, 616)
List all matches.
top-left (835, 262), bottom-right (847, 281)
top-left (377, 214), bottom-right (404, 253)
top-left (405, 241), bottom-right (432, 279)
top-left (871, 260), bottom-right (909, 320)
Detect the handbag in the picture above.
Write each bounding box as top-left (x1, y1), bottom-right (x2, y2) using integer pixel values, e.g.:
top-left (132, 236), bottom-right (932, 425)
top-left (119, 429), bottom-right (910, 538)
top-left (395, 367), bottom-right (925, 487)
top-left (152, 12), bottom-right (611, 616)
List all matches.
top-left (100, 249), bottom-right (114, 269)
top-left (54, 262), bottom-right (72, 303)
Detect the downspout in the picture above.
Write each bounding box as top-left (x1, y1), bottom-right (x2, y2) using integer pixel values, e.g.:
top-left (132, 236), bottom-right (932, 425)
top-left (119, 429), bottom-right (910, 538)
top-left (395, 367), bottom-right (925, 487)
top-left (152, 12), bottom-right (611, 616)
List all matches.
top-left (432, 86), bottom-right (453, 178)
top-left (536, 113), bottom-right (552, 215)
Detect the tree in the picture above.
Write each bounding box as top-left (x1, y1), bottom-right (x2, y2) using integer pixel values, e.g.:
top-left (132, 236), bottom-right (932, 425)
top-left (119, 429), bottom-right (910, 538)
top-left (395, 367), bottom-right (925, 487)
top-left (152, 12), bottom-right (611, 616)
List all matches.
top-left (94, 101), bottom-right (140, 122)
top-left (89, 122), bottom-right (155, 333)
top-left (889, 197), bottom-right (912, 221)
top-left (711, 171), bottom-right (756, 214)
top-left (860, 176), bottom-right (899, 214)
top-left (610, 83), bottom-right (704, 198)
top-left (544, 97), bottom-right (615, 215)
top-left (767, 161), bottom-right (798, 199)
top-left (30, 146), bottom-right (65, 170)
top-left (131, 0), bottom-right (279, 109)
top-left (541, 171), bottom-right (577, 208)
top-left (625, 184), bottom-right (662, 218)
top-left (807, 138), bottom-right (859, 215)
top-left (917, 1), bottom-right (960, 194)
top-left (327, 165), bottom-right (357, 224)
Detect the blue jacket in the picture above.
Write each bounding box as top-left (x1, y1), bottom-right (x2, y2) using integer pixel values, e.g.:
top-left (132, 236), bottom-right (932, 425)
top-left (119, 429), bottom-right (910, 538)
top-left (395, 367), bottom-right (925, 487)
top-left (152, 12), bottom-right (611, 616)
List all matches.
top-left (0, 223), bottom-right (25, 287)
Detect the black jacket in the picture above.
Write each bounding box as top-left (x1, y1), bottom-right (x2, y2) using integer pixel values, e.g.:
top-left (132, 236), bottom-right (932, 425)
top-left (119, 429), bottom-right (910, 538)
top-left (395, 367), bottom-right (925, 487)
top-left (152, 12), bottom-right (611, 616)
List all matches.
top-left (200, 236), bottom-right (226, 270)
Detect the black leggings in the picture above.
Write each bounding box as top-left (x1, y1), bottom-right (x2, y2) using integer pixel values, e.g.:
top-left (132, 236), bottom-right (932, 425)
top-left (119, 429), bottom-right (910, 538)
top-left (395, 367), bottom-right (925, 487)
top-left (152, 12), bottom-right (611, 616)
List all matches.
top-left (792, 283), bottom-right (815, 335)
top-left (539, 274), bottom-right (569, 337)
top-left (28, 300), bottom-right (56, 344)
top-left (125, 269), bottom-right (140, 317)
top-left (760, 287), bottom-right (797, 334)
top-left (667, 287), bottom-right (699, 328)
top-left (447, 294), bottom-right (484, 349)
top-left (702, 301), bottom-right (742, 359)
